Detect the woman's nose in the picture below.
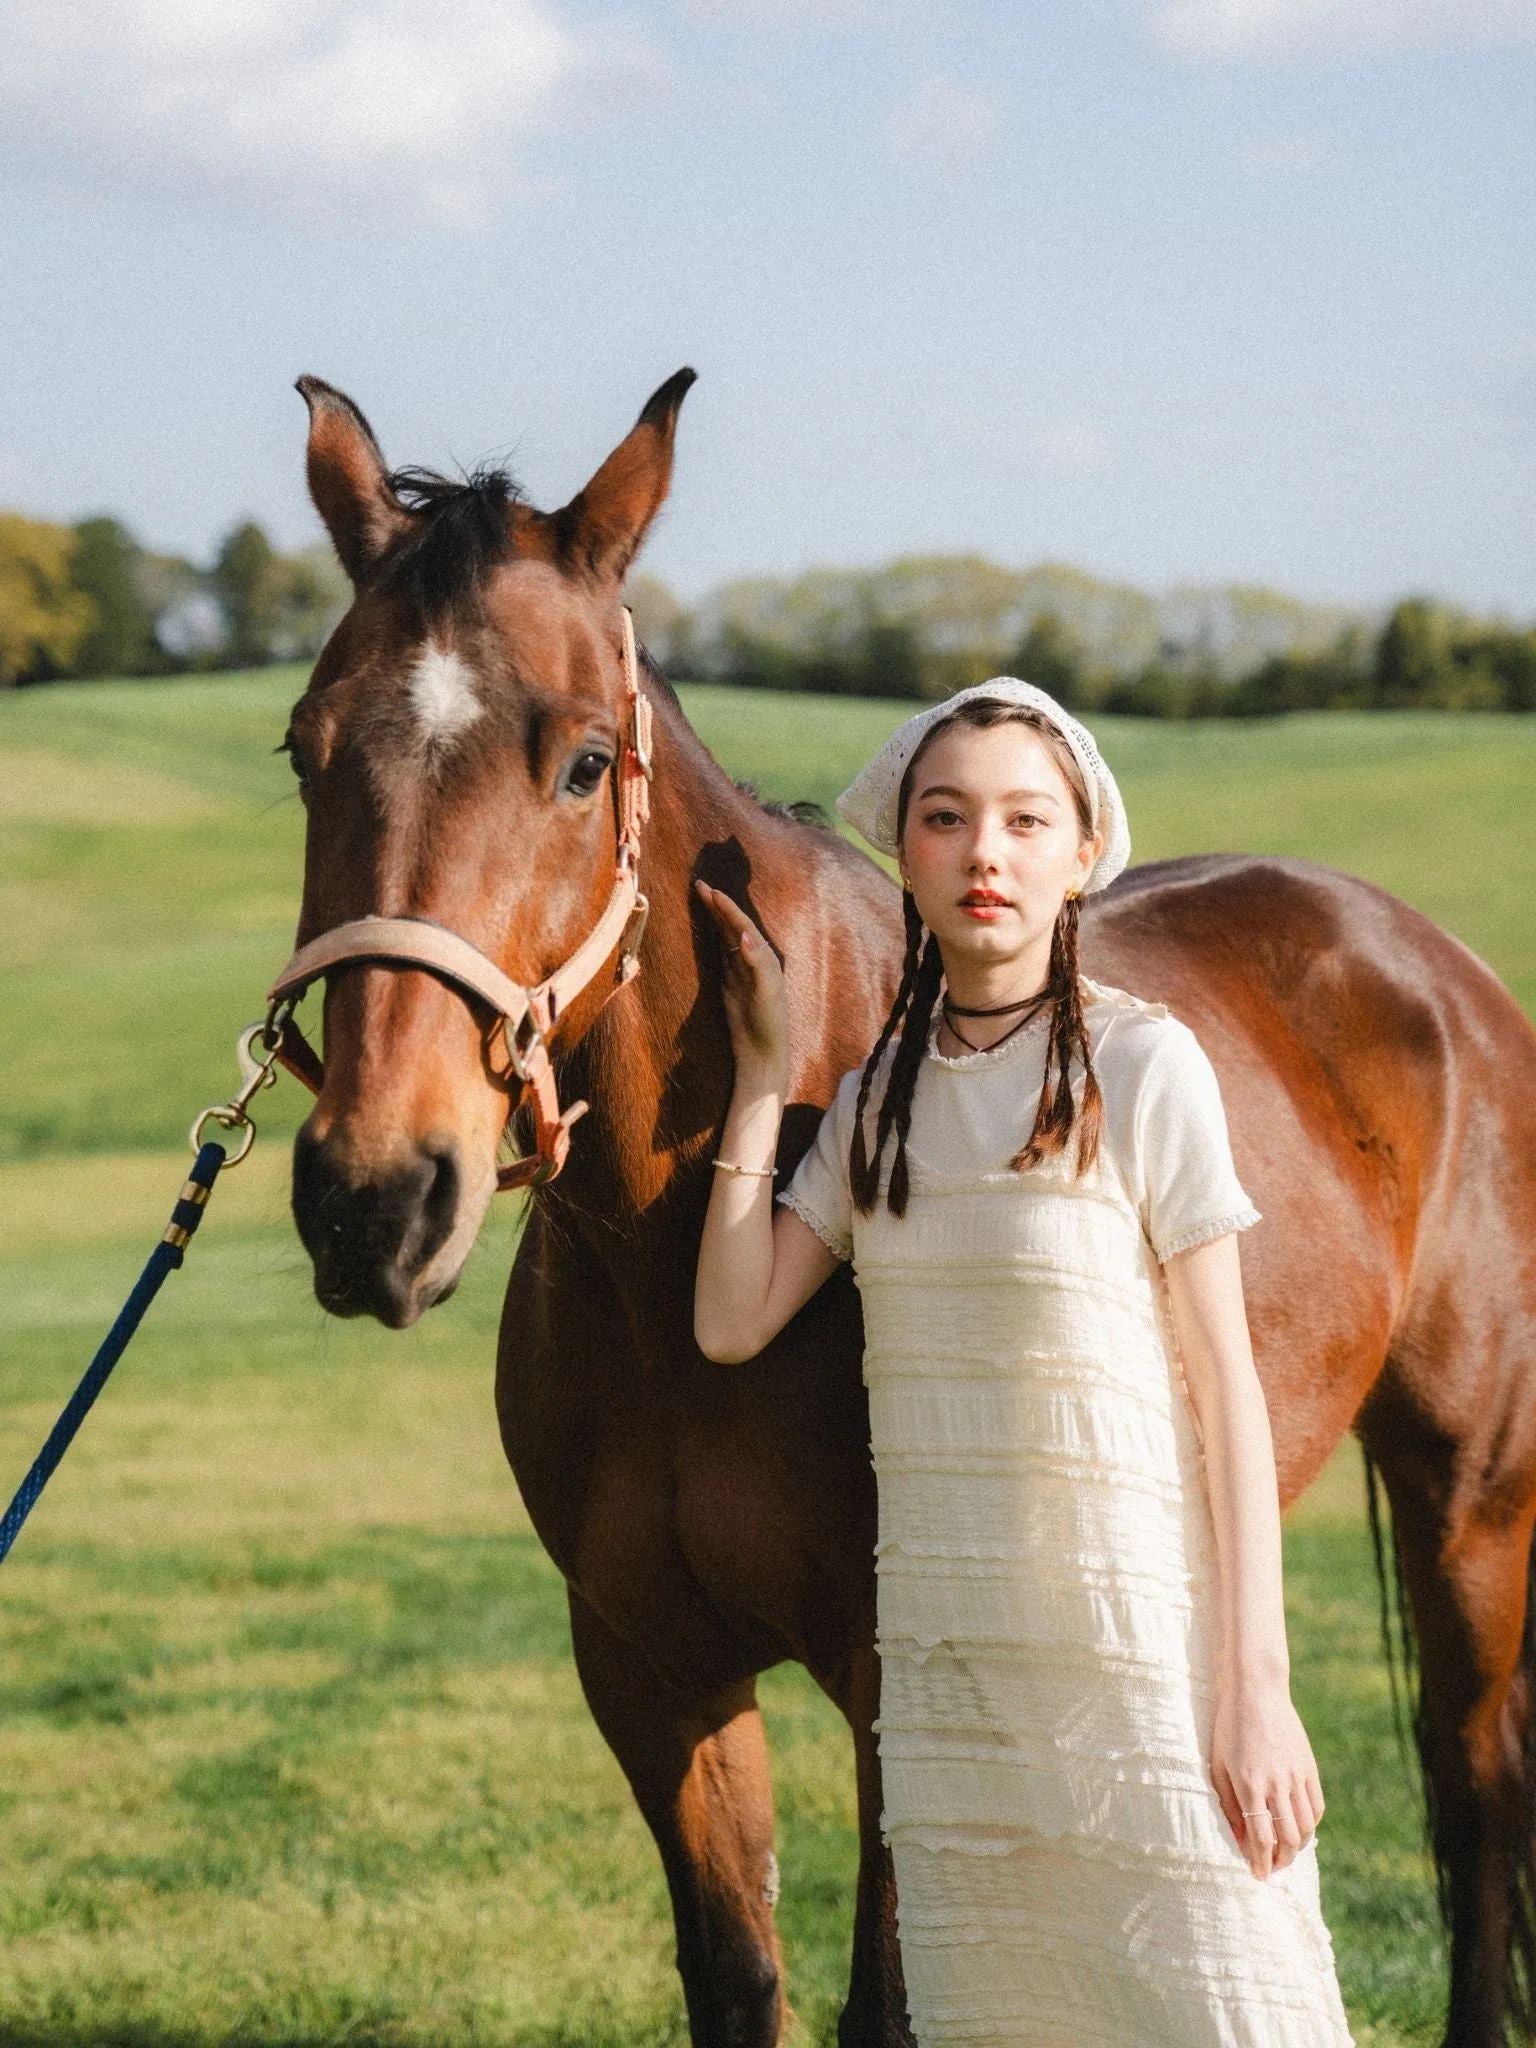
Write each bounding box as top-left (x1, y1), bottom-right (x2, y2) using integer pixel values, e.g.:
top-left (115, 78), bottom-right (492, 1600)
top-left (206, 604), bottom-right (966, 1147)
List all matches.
top-left (965, 824), bottom-right (1002, 871)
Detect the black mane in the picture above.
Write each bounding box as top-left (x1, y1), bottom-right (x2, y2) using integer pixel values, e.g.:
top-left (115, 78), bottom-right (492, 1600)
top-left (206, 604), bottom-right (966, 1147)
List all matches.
top-left (380, 464), bottom-right (519, 621)
top-left (733, 780), bottom-right (832, 827)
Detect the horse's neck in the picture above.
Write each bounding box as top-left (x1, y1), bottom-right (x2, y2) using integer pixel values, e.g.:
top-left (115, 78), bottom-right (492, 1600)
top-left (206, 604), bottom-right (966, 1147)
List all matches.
top-left (551, 683), bottom-right (902, 1246)
top-left (553, 688), bottom-right (779, 1227)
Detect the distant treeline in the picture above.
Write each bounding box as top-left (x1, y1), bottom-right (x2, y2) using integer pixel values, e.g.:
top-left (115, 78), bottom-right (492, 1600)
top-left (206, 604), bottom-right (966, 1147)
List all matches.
top-left (0, 512), bottom-right (347, 685)
top-left (631, 558), bottom-right (1536, 717)
top-left (5, 510), bottom-right (1533, 716)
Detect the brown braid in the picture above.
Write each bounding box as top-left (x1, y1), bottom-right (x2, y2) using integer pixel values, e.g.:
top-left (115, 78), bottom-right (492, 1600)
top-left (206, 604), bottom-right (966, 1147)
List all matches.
top-left (1014, 891), bottom-right (1102, 1175)
top-left (851, 699), bottom-right (1104, 1218)
top-left (850, 890), bottom-right (944, 1217)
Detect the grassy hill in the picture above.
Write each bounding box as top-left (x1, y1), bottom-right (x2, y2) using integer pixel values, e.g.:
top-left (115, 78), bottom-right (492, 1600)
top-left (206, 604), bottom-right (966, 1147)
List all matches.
top-left (3, 671), bottom-right (1529, 2044)
top-left (1, 671), bottom-right (1529, 1161)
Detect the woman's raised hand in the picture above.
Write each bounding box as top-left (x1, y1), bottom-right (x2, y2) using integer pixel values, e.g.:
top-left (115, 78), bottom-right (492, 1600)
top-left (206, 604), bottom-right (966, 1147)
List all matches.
top-left (692, 883), bottom-right (838, 1366)
top-left (695, 882), bottom-right (791, 1085)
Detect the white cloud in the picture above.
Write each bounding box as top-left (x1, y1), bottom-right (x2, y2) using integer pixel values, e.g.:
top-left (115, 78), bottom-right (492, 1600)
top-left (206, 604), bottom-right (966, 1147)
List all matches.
top-left (1152, 0), bottom-right (1536, 63)
top-left (885, 73), bottom-right (1004, 183)
top-left (0, 0), bottom-right (603, 224)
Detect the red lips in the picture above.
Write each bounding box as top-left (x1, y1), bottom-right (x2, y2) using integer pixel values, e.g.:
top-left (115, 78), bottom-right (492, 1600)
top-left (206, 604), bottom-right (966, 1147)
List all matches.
top-left (957, 888), bottom-right (1011, 920)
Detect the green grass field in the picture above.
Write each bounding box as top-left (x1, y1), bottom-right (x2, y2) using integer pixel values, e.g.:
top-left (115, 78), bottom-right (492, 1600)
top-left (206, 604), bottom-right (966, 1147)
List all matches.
top-left (3, 670), bottom-right (1532, 2045)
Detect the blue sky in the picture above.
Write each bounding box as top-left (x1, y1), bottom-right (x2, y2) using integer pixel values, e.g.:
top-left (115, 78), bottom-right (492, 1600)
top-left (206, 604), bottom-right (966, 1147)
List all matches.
top-left (2, 0), bottom-right (1532, 612)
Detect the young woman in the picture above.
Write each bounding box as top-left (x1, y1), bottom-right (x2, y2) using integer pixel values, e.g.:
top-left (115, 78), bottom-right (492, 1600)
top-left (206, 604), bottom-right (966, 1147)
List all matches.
top-left (693, 680), bottom-right (1353, 2046)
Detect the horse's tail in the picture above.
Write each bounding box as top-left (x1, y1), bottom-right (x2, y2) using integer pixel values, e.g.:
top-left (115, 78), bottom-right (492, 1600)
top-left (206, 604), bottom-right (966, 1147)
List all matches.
top-left (1363, 1444), bottom-right (1536, 2030)
top-left (1362, 1442), bottom-right (1429, 1803)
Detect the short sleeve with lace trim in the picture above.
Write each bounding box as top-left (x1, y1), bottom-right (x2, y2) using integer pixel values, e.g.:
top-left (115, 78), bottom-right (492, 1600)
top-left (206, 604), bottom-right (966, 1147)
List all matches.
top-left (777, 1066), bottom-right (862, 1262)
top-left (1119, 1009), bottom-right (1261, 1262)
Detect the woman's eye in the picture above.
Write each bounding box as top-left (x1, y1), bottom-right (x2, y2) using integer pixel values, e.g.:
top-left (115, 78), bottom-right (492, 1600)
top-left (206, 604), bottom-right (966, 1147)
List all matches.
top-left (562, 749), bottom-right (612, 799)
top-left (1011, 813), bottom-right (1042, 830)
top-left (923, 808), bottom-right (963, 828)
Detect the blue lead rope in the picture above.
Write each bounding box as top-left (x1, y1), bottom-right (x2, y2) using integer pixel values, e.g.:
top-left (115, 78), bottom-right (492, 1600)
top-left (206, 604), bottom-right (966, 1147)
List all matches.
top-left (0, 1140), bottom-right (227, 1565)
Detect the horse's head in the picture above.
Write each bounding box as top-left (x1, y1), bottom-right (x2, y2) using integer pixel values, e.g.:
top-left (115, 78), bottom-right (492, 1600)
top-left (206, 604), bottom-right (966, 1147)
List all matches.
top-left (282, 368), bottom-right (695, 1326)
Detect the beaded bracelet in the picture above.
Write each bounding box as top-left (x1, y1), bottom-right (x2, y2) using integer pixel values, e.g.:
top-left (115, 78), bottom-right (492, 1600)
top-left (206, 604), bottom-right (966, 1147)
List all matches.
top-left (713, 1158), bottom-right (776, 1178)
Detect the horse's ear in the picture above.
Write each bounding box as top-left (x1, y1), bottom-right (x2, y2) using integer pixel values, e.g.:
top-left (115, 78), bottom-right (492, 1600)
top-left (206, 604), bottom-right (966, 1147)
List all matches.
top-left (549, 367), bottom-right (696, 583)
top-left (296, 376), bottom-right (410, 585)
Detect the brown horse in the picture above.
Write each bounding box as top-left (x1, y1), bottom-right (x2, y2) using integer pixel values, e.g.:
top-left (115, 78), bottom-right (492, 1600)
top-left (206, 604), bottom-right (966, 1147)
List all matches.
top-left (279, 368), bottom-right (1536, 2048)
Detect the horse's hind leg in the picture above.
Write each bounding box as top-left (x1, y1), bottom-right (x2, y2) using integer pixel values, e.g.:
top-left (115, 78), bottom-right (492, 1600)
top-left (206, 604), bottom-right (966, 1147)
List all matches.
top-left (1368, 1421), bottom-right (1536, 2048)
top-left (568, 1587), bottom-right (784, 2048)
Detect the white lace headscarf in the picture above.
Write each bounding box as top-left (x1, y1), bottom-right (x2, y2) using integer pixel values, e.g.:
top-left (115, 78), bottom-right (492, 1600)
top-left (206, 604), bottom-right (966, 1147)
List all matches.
top-left (836, 678), bottom-right (1131, 893)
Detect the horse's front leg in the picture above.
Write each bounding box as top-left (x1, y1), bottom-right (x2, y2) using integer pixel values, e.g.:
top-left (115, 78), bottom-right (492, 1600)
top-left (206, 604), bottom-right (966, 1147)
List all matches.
top-left (568, 1586), bottom-right (784, 2047)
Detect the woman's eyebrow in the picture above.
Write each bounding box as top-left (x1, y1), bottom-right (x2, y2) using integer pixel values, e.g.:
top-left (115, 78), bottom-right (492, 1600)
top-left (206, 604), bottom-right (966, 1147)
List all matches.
top-left (916, 783), bottom-right (1062, 804)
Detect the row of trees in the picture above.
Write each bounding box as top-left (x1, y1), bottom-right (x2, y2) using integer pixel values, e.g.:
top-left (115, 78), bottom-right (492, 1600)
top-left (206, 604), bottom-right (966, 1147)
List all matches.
top-left (0, 512), bottom-right (348, 686)
top-left (630, 558), bottom-right (1536, 716)
top-left (6, 509), bottom-right (1533, 716)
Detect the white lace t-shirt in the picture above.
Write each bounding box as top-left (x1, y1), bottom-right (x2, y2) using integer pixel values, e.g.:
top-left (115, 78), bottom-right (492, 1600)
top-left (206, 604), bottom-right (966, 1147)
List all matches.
top-left (781, 977), bottom-right (1260, 1267)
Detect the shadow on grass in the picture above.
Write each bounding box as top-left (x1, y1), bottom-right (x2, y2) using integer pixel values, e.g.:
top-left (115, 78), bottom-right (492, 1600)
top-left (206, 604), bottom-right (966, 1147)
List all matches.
top-left (0, 2029), bottom-right (684, 2048)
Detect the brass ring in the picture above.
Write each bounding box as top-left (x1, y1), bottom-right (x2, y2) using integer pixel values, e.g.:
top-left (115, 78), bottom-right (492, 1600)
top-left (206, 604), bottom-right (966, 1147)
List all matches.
top-left (189, 1105), bottom-right (256, 1166)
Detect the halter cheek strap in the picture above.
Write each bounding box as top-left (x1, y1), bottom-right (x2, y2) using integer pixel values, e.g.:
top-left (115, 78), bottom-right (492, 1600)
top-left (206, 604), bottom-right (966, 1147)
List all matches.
top-left (264, 607), bottom-right (653, 1192)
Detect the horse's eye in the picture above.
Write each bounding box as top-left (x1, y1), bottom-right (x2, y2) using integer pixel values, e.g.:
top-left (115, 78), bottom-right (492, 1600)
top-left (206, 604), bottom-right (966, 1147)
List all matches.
top-left (562, 749), bottom-right (612, 800)
top-left (277, 731), bottom-right (310, 797)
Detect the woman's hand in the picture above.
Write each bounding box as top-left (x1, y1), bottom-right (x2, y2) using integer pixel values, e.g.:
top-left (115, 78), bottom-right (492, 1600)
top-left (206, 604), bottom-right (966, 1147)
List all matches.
top-left (1211, 1682), bottom-right (1325, 1881)
top-left (695, 882), bottom-right (790, 1089)
top-left (691, 880), bottom-right (837, 1365)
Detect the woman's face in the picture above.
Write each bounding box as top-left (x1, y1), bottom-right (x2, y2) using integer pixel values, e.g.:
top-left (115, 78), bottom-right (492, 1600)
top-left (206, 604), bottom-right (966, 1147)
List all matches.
top-left (899, 721), bottom-right (1101, 974)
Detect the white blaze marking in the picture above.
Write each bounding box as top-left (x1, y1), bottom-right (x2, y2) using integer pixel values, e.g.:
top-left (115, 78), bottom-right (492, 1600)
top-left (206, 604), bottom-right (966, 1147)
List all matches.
top-left (408, 643), bottom-right (481, 747)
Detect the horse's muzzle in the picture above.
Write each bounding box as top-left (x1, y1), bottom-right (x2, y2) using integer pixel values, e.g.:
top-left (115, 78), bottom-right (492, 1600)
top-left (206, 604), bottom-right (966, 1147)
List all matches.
top-left (292, 1126), bottom-right (465, 1328)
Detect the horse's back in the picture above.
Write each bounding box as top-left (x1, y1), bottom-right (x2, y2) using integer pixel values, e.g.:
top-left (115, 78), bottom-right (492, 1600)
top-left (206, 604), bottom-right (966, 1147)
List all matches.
top-left (1085, 855), bottom-right (1536, 1503)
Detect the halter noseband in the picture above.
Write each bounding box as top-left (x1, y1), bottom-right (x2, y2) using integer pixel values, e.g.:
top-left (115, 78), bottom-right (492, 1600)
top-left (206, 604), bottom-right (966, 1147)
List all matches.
top-left (264, 607), bottom-right (654, 1192)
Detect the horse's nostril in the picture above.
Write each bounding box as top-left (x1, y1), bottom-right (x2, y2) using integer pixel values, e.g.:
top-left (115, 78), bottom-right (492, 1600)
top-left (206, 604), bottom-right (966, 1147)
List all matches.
top-left (292, 1130), bottom-right (464, 1324)
top-left (415, 1145), bottom-right (460, 1270)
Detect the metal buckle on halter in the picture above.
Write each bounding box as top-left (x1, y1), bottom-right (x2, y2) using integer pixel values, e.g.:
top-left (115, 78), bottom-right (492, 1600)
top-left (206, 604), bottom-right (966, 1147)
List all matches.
top-left (506, 1007), bottom-right (548, 1085)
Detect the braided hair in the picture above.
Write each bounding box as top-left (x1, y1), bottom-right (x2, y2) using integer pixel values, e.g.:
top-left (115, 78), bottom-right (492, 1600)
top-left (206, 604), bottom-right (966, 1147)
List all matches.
top-left (850, 702), bottom-right (1103, 1219)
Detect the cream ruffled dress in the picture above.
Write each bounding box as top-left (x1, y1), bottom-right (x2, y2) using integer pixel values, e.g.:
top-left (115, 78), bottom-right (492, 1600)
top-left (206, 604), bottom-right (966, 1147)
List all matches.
top-left (781, 980), bottom-right (1353, 2048)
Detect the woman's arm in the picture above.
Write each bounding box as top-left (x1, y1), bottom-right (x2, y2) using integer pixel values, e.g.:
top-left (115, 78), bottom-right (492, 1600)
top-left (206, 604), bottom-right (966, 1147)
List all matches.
top-left (693, 884), bottom-right (839, 1363)
top-left (1164, 1233), bottom-right (1325, 1882)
